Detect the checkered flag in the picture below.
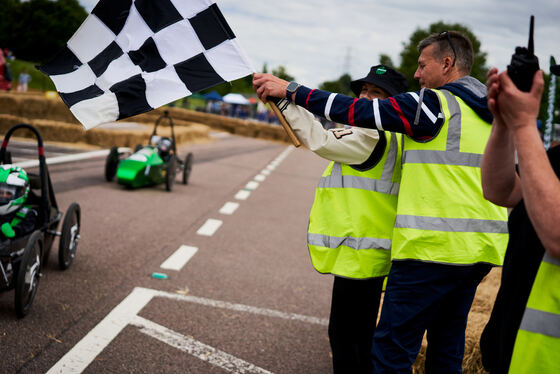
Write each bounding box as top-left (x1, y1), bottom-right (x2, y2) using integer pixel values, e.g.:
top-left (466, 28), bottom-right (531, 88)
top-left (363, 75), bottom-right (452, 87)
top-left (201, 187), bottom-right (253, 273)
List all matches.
top-left (38, 0), bottom-right (254, 129)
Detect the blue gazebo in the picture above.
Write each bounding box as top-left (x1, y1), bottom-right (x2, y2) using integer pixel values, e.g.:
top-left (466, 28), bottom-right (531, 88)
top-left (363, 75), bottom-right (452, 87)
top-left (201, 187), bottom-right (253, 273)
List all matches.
top-left (203, 90), bottom-right (223, 101)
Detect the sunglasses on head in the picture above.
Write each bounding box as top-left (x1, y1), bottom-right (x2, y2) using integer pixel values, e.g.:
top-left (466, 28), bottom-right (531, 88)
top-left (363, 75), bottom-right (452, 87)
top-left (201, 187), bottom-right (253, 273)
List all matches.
top-left (440, 31), bottom-right (457, 67)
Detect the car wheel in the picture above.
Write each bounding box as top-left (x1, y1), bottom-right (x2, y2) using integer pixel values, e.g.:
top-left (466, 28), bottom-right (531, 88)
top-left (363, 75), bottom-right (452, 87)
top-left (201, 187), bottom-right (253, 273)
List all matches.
top-left (42, 219), bottom-right (60, 267)
top-left (105, 146), bottom-right (119, 181)
top-left (165, 156), bottom-right (177, 192)
top-left (182, 153), bottom-right (193, 185)
top-left (15, 230), bottom-right (43, 318)
top-left (58, 203), bottom-right (81, 270)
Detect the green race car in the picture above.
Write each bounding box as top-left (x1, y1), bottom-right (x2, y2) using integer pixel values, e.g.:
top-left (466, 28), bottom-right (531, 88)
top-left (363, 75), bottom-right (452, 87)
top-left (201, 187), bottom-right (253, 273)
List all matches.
top-left (104, 112), bottom-right (193, 191)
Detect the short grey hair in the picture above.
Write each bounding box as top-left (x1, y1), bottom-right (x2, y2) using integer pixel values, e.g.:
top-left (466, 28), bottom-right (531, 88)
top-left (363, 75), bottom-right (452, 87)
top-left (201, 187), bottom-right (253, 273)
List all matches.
top-left (418, 31), bottom-right (474, 74)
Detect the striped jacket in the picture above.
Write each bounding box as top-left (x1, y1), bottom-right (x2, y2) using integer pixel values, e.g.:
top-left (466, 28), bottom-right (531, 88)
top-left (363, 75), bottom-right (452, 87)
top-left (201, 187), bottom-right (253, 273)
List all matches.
top-left (292, 76), bottom-right (492, 138)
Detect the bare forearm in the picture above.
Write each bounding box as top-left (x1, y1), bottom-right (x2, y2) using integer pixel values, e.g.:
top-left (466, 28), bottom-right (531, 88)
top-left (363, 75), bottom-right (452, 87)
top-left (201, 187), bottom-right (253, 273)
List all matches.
top-left (481, 122), bottom-right (521, 207)
top-left (514, 127), bottom-right (560, 257)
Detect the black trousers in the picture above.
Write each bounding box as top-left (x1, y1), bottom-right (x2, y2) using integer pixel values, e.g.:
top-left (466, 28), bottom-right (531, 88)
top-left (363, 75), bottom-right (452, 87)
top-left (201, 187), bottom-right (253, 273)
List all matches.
top-left (328, 275), bottom-right (384, 374)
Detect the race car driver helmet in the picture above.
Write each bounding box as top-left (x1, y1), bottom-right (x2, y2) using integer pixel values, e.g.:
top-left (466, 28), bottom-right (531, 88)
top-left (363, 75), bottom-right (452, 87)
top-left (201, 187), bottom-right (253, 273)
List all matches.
top-left (0, 165), bottom-right (30, 215)
top-left (157, 137), bottom-right (173, 156)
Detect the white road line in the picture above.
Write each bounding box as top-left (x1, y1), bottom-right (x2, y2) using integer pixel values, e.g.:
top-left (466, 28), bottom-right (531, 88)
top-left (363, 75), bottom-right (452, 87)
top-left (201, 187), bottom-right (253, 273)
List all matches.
top-left (245, 181), bottom-right (259, 190)
top-left (47, 287), bottom-right (326, 374)
top-left (196, 219), bottom-right (222, 236)
top-left (266, 164), bottom-right (276, 171)
top-left (14, 147), bottom-right (131, 168)
top-left (154, 289), bottom-right (329, 326)
top-left (160, 245), bottom-right (198, 271)
top-left (132, 316), bottom-right (274, 374)
top-left (219, 202), bottom-right (239, 215)
top-left (235, 189), bottom-right (251, 200)
top-left (261, 169), bottom-right (271, 176)
top-left (11, 148), bottom-right (67, 156)
top-left (210, 132), bottom-right (231, 138)
top-left (46, 288), bottom-right (154, 374)
top-left (254, 174), bottom-right (266, 182)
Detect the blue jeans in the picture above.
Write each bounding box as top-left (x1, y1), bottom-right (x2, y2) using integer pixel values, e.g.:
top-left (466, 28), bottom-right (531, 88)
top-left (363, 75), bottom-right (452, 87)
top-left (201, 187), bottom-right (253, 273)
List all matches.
top-left (372, 260), bottom-right (491, 373)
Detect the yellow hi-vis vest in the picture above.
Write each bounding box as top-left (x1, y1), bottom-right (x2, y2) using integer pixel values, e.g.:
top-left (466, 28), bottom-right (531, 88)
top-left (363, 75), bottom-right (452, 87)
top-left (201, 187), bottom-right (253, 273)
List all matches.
top-left (509, 252), bottom-right (560, 373)
top-left (392, 89), bottom-right (508, 265)
top-left (307, 132), bottom-right (402, 279)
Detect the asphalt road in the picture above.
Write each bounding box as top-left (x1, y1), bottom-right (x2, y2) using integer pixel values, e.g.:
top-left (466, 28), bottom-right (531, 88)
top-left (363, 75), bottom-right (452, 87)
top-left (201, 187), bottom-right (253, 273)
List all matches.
top-left (0, 133), bottom-right (333, 374)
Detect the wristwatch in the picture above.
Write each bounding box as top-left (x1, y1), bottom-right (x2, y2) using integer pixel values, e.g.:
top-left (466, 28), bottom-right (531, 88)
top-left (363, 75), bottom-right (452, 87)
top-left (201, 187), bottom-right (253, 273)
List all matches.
top-left (285, 81), bottom-right (301, 102)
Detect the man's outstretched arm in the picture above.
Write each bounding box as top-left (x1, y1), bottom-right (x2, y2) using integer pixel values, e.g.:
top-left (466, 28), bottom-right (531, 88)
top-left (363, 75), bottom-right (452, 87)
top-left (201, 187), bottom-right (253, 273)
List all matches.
top-left (280, 102), bottom-right (380, 165)
top-left (253, 73), bottom-right (443, 140)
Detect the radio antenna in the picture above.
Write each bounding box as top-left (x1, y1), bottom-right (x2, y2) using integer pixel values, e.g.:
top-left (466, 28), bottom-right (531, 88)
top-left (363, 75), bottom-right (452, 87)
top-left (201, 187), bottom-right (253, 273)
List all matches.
top-left (528, 15), bottom-right (534, 54)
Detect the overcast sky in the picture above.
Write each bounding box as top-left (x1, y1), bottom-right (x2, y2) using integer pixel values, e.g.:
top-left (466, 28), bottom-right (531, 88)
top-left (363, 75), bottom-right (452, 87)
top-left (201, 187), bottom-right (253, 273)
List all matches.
top-left (78, 0), bottom-right (558, 88)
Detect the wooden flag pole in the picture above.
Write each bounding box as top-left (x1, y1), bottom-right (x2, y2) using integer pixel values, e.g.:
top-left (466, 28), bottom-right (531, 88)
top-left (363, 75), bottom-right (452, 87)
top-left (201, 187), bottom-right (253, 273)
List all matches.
top-left (269, 101), bottom-right (301, 147)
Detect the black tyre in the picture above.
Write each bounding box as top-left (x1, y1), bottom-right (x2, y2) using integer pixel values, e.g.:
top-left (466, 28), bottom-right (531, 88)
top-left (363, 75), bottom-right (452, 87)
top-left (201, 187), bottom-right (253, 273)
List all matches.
top-left (182, 153), bottom-right (193, 185)
top-left (105, 146), bottom-right (119, 181)
top-left (58, 203), bottom-right (81, 270)
top-left (15, 230), bottom-right (43, 318)
top-left (165, 156), bottom-right (177, 192)
top-left (42, 219), bottom-right (60, 266)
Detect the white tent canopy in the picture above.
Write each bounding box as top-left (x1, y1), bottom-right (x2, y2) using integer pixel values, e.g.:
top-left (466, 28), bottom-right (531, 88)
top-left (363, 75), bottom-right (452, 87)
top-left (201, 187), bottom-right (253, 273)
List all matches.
top-left (222, 93), bottom-right (250, 105)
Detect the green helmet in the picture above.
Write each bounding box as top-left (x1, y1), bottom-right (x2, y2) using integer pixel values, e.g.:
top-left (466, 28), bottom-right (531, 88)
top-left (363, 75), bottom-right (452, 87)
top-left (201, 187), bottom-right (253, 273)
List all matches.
top-left (0, 165), bottom-right (30, 215)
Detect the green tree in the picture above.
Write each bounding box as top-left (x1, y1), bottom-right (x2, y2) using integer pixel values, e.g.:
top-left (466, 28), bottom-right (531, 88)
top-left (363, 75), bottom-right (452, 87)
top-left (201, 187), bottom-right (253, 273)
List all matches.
top-left (397, 21), bottom-right (488, 91)
top-left (379, 54), bottom-right (395, 68)
top-left (539, 70), bottom-right (560, 128)
top-left (271, 65), bottom-right (294, 82)
top-left (319, 73), bottom-right (353, 96)
top-left (201, 64), bottom-right (294, 96)
top-left (0, 0), bottom-right (88, 63)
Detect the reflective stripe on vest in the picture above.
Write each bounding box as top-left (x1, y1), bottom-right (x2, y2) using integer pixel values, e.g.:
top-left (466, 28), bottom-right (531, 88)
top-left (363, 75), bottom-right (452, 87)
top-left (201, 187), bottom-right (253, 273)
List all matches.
top-left (392, 89), bottom-right (508, 265)
top-left (509, 252), bottom-right (560, 373)
top-left (307, 132), bottom-right (401, 279)
top-left (395, 215), bottom-right (508, 234)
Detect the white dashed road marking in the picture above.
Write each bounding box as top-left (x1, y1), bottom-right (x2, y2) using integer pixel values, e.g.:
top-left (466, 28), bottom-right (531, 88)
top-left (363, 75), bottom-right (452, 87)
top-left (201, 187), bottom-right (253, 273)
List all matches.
top-left (219, 202), bottom-right (239, 215)
top-left (245, 181), bottom-right (259, 190)
top-left (196, 219), bottom-right (223, 236)
top-left (235, 190), bottom-right (251, 200)
top-left (160, 245), bottom-right (198, 271)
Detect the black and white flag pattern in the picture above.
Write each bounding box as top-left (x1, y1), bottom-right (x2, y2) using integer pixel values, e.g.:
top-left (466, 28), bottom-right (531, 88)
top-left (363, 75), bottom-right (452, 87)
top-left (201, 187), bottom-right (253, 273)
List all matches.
top-left (38, 0), bottom-right (254, 129)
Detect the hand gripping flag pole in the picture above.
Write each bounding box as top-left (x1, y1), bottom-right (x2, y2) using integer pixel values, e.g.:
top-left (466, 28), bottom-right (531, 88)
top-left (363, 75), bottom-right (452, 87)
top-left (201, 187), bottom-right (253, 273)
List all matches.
top-left (269, 102), bottom-right (302, 147)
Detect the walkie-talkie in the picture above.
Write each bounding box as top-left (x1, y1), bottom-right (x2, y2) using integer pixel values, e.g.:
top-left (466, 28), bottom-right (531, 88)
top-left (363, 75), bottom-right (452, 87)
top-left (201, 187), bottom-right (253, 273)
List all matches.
top-left (507, 15), bottom-right (539, 92)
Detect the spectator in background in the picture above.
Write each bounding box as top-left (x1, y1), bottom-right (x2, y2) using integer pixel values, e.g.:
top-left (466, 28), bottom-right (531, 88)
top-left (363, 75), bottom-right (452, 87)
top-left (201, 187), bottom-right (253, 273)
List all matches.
top-left (17, 69), bottom-right (31, 92)
top-left (0, 49), bottom-right (11, 91)
top-left (3, 48), bottom-right (14, 61)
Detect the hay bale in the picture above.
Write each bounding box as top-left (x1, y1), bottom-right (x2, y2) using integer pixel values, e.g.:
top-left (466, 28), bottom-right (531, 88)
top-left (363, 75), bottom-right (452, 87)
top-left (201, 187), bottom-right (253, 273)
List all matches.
top-left (1, 92), bottom-right (291, 145)
top-left (0, 95), bottom-right (19, 116)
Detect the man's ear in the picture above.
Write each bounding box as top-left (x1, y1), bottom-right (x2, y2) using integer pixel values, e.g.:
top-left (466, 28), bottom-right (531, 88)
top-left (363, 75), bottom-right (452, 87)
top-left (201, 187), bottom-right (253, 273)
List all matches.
top-left (442, 56), bottom-right (453, 73)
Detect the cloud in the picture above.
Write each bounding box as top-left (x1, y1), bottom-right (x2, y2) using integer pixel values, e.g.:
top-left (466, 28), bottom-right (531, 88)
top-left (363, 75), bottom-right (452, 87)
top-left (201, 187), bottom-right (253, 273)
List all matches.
top-left (78, 0), bottom-right (559, 88)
